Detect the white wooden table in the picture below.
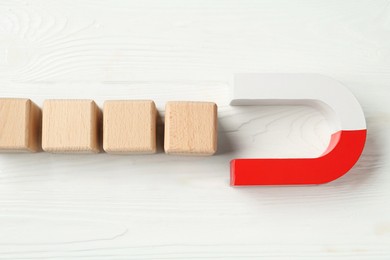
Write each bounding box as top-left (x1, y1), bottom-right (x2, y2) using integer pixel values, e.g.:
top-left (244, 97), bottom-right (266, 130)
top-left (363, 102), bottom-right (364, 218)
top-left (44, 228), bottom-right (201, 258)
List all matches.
top-left (1, 1), bottom-right (389, 259)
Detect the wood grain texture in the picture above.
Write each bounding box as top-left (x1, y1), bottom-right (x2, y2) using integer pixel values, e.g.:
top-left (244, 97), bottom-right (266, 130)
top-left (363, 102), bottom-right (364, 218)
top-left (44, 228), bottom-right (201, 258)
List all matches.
top-left (42, 100), bottom-right (100, 153)
top-left (0, 98), bottom-right (41, 152)
top-left (0, 0), bottom-right (390, 259)
top-left (103, 100), bottom-right (157, 154)
top-left (165, 101), bottom-right (217, 155)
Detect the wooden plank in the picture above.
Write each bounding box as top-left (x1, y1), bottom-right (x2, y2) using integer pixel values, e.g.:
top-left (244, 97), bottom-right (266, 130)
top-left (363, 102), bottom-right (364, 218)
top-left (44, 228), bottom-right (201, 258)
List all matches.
top-left (0, 0), bottom-right (389, 259)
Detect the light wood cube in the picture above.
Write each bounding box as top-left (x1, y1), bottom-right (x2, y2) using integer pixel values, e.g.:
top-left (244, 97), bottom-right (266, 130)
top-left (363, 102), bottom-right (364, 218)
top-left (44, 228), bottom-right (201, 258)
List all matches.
top-left (42, 100), bottom-right (100, 153)
top-left (103, 100), bottom-right (157, 154)
top-left (0, 98), bottom-right (41, 152)
top-left (164, 101), bottom-right (217, 155)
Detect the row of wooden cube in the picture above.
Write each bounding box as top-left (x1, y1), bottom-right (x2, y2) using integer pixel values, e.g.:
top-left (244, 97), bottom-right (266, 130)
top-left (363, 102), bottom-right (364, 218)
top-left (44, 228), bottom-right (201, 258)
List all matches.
top-left (0, 98), bottom-right (217, 155)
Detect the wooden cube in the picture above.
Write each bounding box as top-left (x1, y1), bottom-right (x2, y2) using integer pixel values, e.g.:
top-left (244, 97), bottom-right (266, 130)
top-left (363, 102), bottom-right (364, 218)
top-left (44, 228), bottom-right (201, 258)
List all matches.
top-left (0, 98), bottom-right (41, 152)
top-left (164, 101), bottom-right (217, 155)
top-left (103, 100), bottom-right (157, 154)
top-left (42, 100), bottom-right (100, 153)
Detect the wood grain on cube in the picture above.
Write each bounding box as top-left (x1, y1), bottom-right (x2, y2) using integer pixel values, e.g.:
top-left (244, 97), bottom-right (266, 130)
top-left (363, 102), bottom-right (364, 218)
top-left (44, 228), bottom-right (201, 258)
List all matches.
top-left (103, 100), bottom-right (157, 154)
top-left (42, 100), bottom-right (100, 153)
top-left (0, 98), bottom-right (41, 152)
top-left (164, 101), bottom-right (217, 156)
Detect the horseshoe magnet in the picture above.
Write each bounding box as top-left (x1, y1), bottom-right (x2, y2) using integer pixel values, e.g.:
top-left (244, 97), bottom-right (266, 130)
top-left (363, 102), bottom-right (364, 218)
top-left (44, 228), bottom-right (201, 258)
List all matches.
top-left (230, 74), bottom-right (367, 185)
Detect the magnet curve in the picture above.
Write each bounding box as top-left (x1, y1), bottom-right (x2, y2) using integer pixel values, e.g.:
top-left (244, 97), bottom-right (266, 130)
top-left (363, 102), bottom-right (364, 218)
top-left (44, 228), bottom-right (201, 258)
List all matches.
top-left (230, 74), bottom-right (367, 185)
